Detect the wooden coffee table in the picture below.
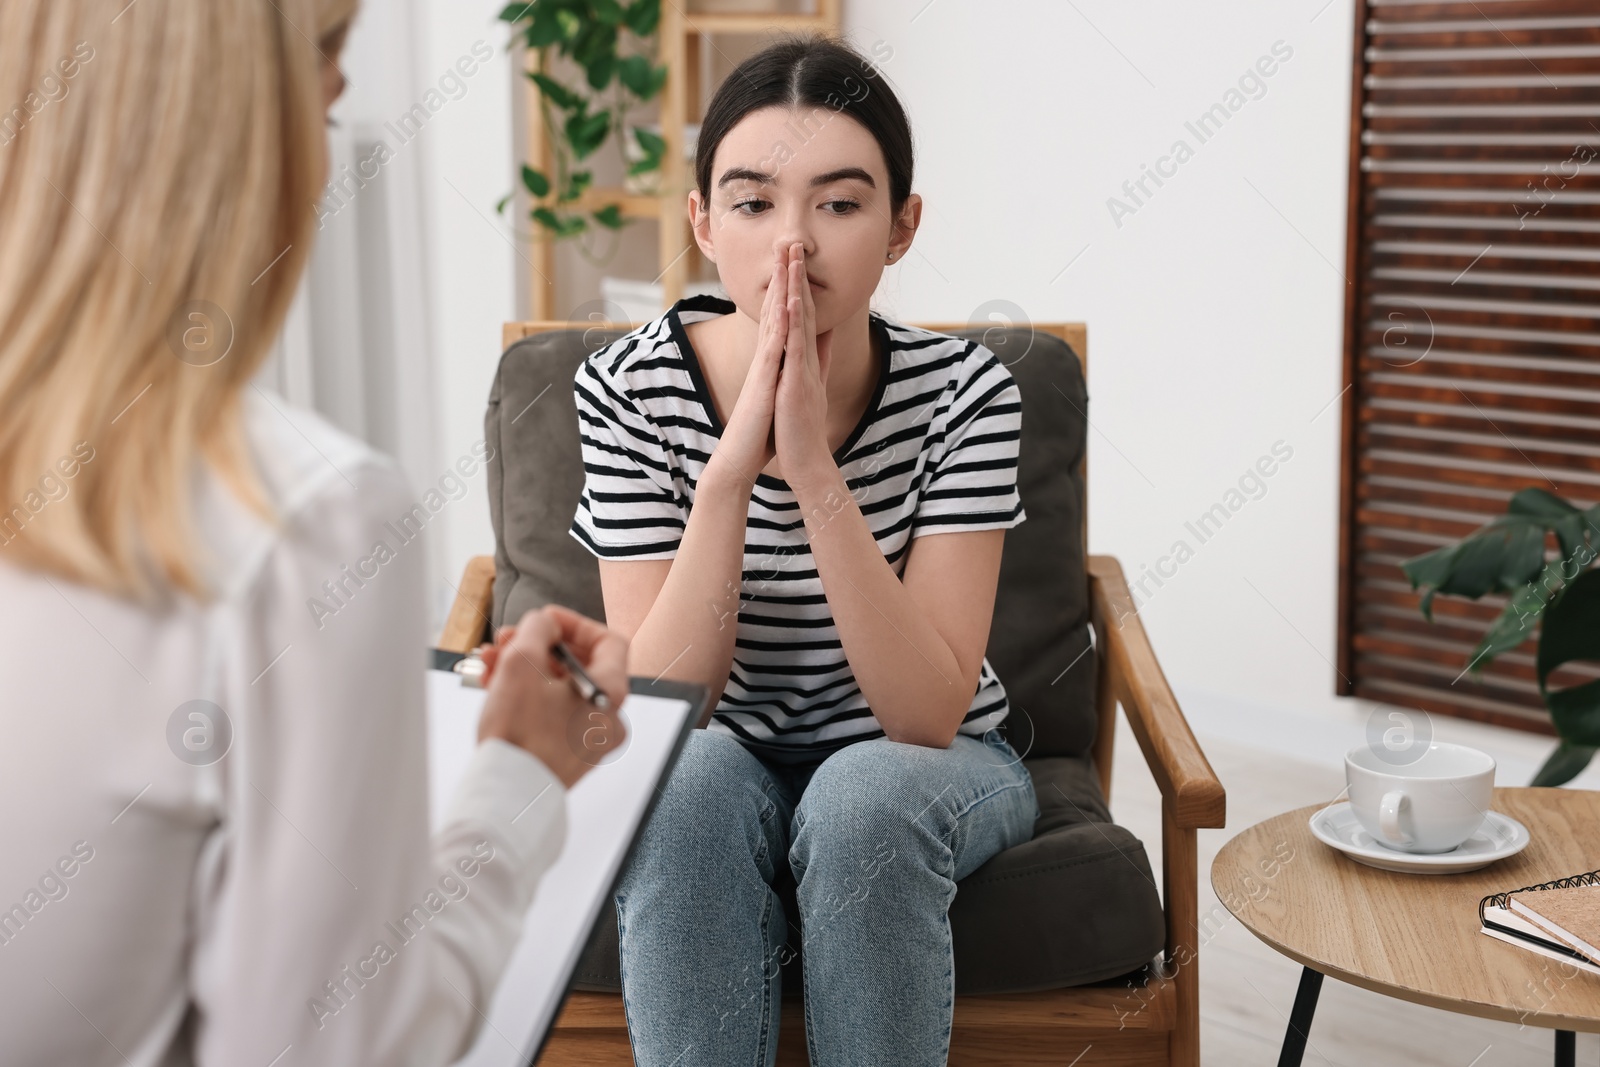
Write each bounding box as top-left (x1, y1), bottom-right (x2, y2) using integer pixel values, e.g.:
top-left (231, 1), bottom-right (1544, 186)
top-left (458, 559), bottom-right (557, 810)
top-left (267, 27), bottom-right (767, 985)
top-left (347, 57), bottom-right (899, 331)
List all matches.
top-left (1213, 787), bottom-right (1600, 1067)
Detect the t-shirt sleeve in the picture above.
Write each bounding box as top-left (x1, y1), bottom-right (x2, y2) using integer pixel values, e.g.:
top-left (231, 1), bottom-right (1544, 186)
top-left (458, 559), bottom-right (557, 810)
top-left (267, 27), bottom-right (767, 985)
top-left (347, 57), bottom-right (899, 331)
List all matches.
top-left (911, 344), bottom-right (1027, 539)
top-left (568, 356), bottom-right (687, 559)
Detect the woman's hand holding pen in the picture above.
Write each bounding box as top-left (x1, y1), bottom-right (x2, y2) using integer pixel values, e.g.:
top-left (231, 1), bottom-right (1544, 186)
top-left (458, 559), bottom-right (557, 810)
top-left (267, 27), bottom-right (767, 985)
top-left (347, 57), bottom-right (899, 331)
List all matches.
top-left (475, 604), bottom-right (630, 790)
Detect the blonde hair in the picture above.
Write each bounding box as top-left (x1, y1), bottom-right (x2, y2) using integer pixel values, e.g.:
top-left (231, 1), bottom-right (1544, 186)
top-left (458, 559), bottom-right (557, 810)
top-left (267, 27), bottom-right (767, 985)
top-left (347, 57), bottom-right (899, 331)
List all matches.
top-left (0, 0), bottom-right (358, 602)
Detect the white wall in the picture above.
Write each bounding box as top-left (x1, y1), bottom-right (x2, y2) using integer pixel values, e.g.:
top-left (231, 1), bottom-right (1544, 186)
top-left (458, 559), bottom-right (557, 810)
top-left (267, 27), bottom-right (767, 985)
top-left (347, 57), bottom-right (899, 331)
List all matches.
top-left (405, 3), bottom-right (524, 628)
top-left (325, 0), bottom-right (521, 630)
top-left (852, 0), bottom-right (1360, 725)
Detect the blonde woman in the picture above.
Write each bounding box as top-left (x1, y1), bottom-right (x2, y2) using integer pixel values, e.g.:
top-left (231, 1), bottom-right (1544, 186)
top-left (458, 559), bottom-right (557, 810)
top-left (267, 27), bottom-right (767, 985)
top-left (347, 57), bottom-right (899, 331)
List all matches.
top-left (0, 2), bottom-right (627, 1064)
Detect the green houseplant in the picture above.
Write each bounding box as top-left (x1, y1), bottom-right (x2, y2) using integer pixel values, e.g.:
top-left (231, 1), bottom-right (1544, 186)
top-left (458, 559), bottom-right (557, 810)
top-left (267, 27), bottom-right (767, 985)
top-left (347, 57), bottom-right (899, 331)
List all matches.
top-left (495, 0), bottom-right (668, 239)
top-left (1400, 488), bottom-right (1600, 786)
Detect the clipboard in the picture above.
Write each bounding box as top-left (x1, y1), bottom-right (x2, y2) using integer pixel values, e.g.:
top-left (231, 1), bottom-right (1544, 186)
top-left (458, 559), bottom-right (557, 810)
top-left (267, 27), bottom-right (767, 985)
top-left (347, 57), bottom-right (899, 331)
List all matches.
top-left (426, 650), bottom-right (705, 1066)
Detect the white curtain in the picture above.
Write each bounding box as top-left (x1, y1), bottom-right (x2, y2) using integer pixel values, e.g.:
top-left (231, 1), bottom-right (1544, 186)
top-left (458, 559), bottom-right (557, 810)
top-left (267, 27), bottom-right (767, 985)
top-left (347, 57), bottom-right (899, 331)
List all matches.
top-left (258, 120), bottom-right (441, 484)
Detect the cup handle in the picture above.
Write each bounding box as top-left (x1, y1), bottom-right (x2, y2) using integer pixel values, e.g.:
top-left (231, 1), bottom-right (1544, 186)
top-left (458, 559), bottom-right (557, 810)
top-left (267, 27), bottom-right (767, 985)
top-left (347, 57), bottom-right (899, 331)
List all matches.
top-left (1378, 790), bottom-right (1412, 846)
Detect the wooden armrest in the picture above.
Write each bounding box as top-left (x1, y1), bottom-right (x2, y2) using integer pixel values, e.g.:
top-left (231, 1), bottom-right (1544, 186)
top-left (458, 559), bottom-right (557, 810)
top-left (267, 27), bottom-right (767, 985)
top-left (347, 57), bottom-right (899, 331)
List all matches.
top-left (438, 555), bottom-right (496, 654)
top-left (1088, 555), bottom-right (1225, 830)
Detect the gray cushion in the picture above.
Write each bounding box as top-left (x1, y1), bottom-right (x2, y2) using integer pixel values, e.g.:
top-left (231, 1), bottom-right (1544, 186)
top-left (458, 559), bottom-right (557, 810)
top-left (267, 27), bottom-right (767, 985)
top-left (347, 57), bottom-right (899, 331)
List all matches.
top-left (482, 319), bottom-right (1164, 993)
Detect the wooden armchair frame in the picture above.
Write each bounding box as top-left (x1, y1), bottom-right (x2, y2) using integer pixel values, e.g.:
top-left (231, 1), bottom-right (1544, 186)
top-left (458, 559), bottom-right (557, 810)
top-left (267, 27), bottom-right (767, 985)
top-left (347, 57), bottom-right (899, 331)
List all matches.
top-left (435, 319), bottom-right (1226, 1066)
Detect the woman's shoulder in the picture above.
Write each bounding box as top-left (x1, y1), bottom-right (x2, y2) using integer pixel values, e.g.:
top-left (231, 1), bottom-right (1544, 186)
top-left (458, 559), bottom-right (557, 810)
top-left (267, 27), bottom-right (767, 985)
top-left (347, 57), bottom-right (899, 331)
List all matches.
top-left (194, 388), bottom-right (412, 600)
top-left (243, 387), bottom-right (399, 505)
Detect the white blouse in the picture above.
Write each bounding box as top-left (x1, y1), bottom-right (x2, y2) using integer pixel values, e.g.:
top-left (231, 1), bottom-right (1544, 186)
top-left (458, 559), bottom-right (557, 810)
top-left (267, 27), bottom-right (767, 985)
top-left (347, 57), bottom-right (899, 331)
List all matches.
top-left (0, 386), bottom-right (567, 1066)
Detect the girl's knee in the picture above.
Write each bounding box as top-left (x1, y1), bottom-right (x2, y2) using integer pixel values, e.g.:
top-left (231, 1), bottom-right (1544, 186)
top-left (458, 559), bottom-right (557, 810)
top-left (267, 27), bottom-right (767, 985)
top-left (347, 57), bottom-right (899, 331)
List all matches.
top-left (799, 738), bottom-right (939, 824)
top-left (649, 731), bottom-right (778, 842)
top-left (664, 730), bottom-right (764, 800)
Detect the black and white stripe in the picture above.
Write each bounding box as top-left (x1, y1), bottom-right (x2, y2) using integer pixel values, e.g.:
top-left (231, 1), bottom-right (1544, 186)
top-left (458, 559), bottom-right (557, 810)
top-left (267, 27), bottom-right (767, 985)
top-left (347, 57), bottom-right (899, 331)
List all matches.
top-left (569, 294), bottom-right (1026, 762)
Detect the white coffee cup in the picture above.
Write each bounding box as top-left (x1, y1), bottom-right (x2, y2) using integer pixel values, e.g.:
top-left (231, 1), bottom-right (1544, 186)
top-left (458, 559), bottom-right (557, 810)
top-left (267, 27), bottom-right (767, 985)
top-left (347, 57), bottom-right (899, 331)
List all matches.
top-left (1344, 742), bottom-right (1495, 854)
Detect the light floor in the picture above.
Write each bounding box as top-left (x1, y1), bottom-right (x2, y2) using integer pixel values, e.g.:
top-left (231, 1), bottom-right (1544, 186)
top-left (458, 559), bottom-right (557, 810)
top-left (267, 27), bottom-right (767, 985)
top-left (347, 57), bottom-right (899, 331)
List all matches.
top-left (1105, 688), bottom-right (1600, 1066)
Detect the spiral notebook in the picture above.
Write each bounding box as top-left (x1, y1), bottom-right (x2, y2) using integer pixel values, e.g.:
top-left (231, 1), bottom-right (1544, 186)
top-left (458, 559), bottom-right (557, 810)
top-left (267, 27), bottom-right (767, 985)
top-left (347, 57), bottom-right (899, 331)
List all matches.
top-left (1479, 869), bottom-right (1600, 975)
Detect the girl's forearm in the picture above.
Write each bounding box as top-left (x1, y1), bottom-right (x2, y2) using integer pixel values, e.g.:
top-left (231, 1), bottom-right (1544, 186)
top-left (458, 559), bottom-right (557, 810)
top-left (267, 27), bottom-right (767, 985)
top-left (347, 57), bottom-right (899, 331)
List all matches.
top-left (627, 456), bottom-right (753, 722)
top-left (789, 464), bottom-right (968, 748)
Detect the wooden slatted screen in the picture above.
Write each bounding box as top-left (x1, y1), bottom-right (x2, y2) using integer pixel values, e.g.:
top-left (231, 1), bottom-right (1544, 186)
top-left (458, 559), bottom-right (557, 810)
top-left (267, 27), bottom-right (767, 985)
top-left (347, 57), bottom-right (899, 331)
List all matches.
top-left (1336, 0), bottom-right (1600, 732)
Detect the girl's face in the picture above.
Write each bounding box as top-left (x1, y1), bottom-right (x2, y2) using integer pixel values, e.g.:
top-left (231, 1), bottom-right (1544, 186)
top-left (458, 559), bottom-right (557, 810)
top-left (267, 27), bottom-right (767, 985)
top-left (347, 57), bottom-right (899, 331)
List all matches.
top-left (689, 106), bottom-right (919, 330)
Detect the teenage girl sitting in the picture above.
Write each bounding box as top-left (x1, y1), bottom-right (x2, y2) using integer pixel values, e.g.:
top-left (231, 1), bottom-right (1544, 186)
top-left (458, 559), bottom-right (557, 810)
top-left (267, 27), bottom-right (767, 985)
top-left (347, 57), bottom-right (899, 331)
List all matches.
top-left (567, 34), bottom-right (1040, 1067)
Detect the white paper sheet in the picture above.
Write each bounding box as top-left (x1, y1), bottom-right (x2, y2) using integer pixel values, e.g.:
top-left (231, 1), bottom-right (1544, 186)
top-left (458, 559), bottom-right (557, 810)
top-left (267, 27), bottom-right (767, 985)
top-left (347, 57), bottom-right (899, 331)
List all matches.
top-left (425, 669), bottom-right (696, 1066)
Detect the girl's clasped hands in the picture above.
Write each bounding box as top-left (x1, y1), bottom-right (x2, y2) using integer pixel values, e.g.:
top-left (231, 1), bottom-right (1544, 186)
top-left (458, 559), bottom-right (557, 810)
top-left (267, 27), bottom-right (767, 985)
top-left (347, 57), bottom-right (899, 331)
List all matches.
top-left (718, 242), bottom-right (837, 488)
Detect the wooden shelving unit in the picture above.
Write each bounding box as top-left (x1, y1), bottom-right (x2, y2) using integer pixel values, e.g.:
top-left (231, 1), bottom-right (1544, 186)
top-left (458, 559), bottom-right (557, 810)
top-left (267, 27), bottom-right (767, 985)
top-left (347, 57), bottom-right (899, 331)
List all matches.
top-left (520, 1), bottom-right (842, 321)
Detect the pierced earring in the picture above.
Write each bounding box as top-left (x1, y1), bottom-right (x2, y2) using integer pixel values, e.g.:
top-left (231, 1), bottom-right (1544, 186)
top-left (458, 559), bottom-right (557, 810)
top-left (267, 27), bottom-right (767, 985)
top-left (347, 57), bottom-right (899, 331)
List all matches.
top-left (887, 252), bottom-right (896, 261)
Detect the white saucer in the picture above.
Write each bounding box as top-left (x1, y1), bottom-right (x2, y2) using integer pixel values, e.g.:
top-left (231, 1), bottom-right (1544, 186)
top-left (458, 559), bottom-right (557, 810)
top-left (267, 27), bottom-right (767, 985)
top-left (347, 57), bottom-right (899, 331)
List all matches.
top-left (1308, 801), bottom-right (1530, 874)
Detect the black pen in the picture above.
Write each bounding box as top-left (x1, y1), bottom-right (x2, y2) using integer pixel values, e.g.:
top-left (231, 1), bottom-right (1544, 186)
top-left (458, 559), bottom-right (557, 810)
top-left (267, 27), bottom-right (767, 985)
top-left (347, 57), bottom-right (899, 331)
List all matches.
top-left (453, 641), bottom-right (613, 711)
top-left (552, 641), bottom-right (613, 711)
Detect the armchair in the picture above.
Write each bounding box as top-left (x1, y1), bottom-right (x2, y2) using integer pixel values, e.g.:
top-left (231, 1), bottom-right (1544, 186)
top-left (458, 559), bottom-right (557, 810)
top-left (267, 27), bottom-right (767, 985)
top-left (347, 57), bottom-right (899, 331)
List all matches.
top-left (438, 316), bottom-right (1225, 1065)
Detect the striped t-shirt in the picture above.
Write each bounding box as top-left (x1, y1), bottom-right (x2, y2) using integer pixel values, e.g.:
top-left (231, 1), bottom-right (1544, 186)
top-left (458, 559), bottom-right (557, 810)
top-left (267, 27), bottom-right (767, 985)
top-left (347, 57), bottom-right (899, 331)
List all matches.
top-left (568, 294), bottom-right (1026, 764)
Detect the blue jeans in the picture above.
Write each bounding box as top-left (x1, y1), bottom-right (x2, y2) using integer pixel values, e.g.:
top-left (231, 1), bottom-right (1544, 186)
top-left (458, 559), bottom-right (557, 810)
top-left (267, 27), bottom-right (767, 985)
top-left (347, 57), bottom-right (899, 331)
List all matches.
top-left (613, 726), bottom-right (1041, 1067)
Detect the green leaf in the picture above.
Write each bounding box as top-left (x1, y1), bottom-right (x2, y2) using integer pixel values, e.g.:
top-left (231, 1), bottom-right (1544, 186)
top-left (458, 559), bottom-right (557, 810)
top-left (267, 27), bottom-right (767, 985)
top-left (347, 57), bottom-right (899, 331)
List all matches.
top-left (1460, 549), bottom-right (1575, 675)
top-left (617, 55), bottom-right (652, 97)
top-left (533, 205), bottom-right (586, 237)
top-left (622, 0), bottom-right (660, 36)
top-left (557, 170), bottom-right (593, 204)
top-left (565, 109), bottom-right (611, 160)
top-left (497, 1), bottom-right (538, 25)
top-left (645, 64), bottom-right (667, 99)
top-left (571, 21), bottom-right (617, 67)
top-left (1404, 485), bottom-right (1600, 761)
top-left (1400, 541), bottom-right (1460, 596)
top-left (1538, 569), bottom-right (1600, 684)
top-left (1509, 487), bottom-right (1580, 521)
top-left (1464, 578), bottom-right (1552, 674)
top-left (520, 165), bottom-right (550, 198)
top-left (494, 191), bottom-right (513, 215)
top-left (593, 204), bottom-right (625, 229)
top-left (1400, 516), bottom-right (1548, 608)
top-left (626, 124), bottom-right (664, 176)
top-left (526, 9), bottom-right (566, 47)
top-left (1538, 570), bottom-right (1600, 745)
top-left (632, 124), bottom-right (664, 157)
top-left (591, 0), bottom-right (625, 24)
top-left (584, 54), bottom-right (617, 91)
top-left (1511, 489), bottom-right (1588, 563)
top-left (527, 72), bottom-right (582, 111)
top-left (1467, 519), bottom-right (1548, 593)
top-left (618, 56), bottom-right (667, 100)
top-left (1548, 681), bottom-right (1600, 747)
top-left (1530, 741), bottom-right (1597, 787)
